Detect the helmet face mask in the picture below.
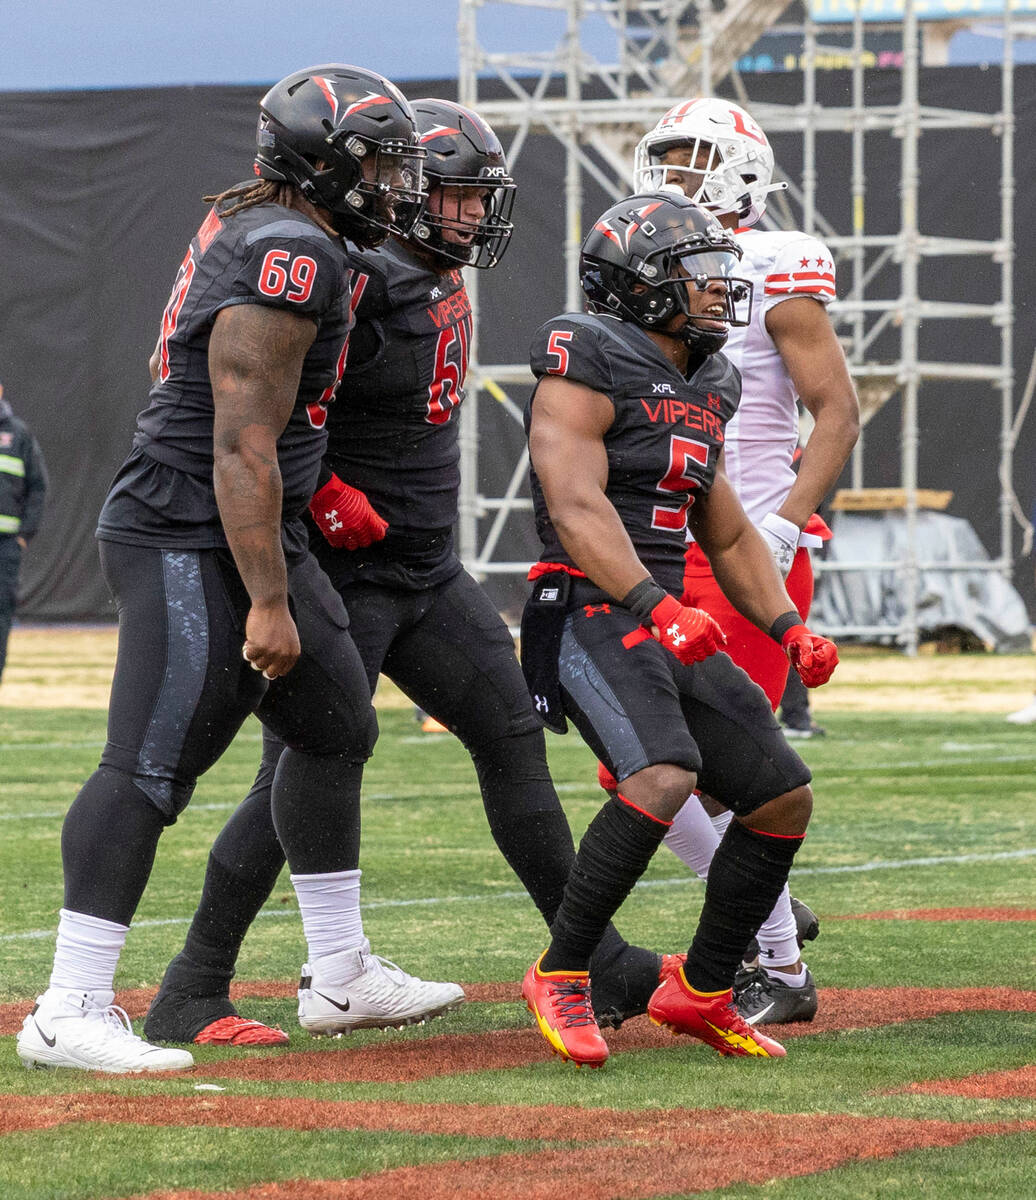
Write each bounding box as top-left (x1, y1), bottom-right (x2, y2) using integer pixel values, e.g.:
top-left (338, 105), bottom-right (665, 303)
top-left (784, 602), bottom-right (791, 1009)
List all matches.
top-left (323, 132), bottom-right (427, 244)
top-left (580, 193), bottom-right (752, 356)
top-left (632, 98), bottom-right (784, 227)
top-left (254, 64), bottom-right (427, 248)
top-left (407, 99), bottom-right (516, 269)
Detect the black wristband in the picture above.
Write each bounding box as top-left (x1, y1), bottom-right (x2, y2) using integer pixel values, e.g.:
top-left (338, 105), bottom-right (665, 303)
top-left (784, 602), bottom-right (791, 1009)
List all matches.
top-left (622, 578), bottom-right (669, 624)
top-left (768, 610), bottom-right (803, 644)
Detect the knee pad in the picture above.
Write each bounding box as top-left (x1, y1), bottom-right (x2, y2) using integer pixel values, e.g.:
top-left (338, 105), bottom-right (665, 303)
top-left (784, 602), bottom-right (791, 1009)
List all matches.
top-left (95, 754), bottom-right (197, 823)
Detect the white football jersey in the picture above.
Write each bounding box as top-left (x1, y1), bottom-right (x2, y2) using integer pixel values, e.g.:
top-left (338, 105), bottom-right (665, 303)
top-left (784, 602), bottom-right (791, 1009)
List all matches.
top-left (721, 227), bottom-right (836, 536)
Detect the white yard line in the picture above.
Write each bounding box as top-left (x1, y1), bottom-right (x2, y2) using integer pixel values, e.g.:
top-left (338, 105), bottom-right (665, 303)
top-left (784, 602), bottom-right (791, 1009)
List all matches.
top-left (2, 847), bottom-right (1033, 943)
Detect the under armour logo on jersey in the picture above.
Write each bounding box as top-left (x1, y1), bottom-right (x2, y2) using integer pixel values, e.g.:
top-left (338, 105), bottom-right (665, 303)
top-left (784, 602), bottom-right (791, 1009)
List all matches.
top-left (324, 508), bottom-right (344, 533)
top-left (534, 694), bottom-right (549, 714)
top-left (584, 604), bottom-right (612, 618)
top-left (666, 623), bottom-right (687, 646)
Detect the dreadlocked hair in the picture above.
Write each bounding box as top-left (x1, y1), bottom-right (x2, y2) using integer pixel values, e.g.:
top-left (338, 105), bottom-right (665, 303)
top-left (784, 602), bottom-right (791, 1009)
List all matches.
top-left (202, 179), bottom-right (287, 217)
top-left (201, 179), bottom-right (339, 239)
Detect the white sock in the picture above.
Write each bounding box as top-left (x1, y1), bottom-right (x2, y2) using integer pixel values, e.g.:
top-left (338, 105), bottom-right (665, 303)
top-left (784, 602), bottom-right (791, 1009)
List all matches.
top-left (291, 868), bottom-right (364, 968)
top-left (766, 962), bottom-right (808, 987)
top-left (49, 908), bottom-right (129, 995)
top-left (755, 885), bottom-right (801, 968)
top-left (663, 794), bottom-right (719, 879)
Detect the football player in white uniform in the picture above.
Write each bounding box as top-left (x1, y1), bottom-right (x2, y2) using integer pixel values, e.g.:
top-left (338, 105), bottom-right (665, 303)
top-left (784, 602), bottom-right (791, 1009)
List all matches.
top-left (627, 97), bottom-right (859, 1025)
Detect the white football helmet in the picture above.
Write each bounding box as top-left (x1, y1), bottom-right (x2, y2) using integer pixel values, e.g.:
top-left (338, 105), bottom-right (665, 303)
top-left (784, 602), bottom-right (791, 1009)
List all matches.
top-left (632, 97), bottom-right (786, 227)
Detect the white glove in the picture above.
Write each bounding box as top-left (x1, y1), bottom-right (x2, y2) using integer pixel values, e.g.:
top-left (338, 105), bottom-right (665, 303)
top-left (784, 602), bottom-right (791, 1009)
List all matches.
top-left (758, 512), bottom-right (800, 579)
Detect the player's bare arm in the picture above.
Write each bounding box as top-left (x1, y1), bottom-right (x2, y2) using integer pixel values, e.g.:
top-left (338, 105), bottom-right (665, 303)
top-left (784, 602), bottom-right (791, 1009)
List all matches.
top-left (767, 297), bottom-right (859, 529)
top-left (210, 302), bottom-right (317, 677)
top-left (529, 375), bottom-right (652, 599)
top-left (690, 470), bottom-right (798, 632)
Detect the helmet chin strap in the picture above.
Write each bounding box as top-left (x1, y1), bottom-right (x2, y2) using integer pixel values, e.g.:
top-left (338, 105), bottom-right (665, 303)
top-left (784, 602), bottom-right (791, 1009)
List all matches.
top-left (663, 318), bottom-right (728, 357)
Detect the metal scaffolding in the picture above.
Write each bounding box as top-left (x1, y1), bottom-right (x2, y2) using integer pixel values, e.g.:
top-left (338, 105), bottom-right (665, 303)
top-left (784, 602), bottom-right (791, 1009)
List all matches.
top-left (456, 0), bottom-right (1018, 651)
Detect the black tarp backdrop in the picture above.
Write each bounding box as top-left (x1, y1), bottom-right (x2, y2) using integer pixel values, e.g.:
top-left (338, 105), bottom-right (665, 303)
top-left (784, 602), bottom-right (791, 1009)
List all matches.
top-left (1, 66), bottom-right (1033, 623)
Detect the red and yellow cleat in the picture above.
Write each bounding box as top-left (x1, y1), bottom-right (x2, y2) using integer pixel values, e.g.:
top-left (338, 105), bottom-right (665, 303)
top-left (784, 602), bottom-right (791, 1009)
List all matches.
top-left (193, 1015), bottom-right (289, 1046)
top-left (522, 952), bottom-right (609, 1068)
top-left (647, 967), bottom-right (786, 1058)
top-left (658, 952), bottom-right (686, 986)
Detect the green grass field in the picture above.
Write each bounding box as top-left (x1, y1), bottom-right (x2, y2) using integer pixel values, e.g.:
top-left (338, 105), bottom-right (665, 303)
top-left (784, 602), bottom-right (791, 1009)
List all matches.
top-left (1, 698), bottom-right (1034, 1199)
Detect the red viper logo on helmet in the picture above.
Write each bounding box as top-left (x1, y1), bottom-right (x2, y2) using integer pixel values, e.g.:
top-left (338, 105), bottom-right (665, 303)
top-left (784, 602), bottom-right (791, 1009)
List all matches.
top-left (419, 124), bottom-right (462, 144)
top-left (594, 201), bottom-right (664, 253)
top-left (342, 91), bottom-right (392, 120)
top-left (312, 76), bottom-right (342, 120)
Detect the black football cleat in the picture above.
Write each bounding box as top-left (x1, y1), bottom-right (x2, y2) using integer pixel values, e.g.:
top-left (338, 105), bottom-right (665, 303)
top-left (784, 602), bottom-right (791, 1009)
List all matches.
top-left (733, 965), bottom-right (818, 1026)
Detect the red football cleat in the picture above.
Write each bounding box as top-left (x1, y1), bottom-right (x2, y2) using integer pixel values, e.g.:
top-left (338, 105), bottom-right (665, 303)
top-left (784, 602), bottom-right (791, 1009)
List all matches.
top-left (522, 952), bottom-right (609, 1068)
top-left (658, 952), bottom-right (686, 985)
top-left (648, 967), bottom-right (786, 1058)
top-left (193, 1015), bottom-right (289, 1046)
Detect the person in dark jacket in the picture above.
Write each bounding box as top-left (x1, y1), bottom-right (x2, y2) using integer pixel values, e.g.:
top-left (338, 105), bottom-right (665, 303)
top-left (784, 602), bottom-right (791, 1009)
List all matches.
top-left (0, 382), bottom-right (48, 682)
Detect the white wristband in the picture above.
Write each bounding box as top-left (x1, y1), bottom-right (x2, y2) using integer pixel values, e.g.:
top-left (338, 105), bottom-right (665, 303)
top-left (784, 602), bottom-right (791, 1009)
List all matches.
top-left (758, 512), bottom-right (800, 579)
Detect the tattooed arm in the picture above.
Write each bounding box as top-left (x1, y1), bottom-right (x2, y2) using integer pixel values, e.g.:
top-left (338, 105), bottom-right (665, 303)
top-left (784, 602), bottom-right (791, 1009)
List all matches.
top-left (210, 303), bottom-right (317, 678)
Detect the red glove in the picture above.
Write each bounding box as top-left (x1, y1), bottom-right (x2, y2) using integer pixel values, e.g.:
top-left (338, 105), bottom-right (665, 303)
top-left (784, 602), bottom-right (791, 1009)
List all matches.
top-left (781, 624), bottom-right (839, 688)
top-left (308, 473), bottom-right (388, 550)
top-left (650, 594), bottom-right (726, 665)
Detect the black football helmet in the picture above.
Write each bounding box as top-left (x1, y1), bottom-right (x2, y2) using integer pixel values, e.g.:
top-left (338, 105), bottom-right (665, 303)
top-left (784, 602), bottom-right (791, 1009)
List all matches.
top-left (580, 191), bottom-right (751, 355)
top-left (254, 64), bottom-right (426, 248)
top-left (407, 98), bottom-right (516, 269)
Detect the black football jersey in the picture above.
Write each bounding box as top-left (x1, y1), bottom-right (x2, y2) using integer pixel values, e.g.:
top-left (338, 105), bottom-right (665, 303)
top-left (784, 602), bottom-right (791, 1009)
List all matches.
top-left (98, 194), bottom-right (353, 557)
top-left (527, 312), bottom-right (740, 595)
top-left (324, 239), bottom-right (471, 539)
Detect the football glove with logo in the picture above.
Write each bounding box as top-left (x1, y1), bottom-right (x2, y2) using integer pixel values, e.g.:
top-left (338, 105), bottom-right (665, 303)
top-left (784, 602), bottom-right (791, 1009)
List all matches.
top-left (758, 512), bottom-right (799, 579)
top-left (781, 624), bottom-right (839, 687)
top-left (308, 473), bottom-right (388, 550)
top-left (650, 594), bottom-right (726, 665)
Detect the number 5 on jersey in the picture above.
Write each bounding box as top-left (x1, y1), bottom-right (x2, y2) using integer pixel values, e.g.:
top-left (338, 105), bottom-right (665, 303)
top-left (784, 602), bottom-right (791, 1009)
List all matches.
top-left (653, 435), bottom-right (709, 531)
top-left (545, 329), bottom-right (574, 374)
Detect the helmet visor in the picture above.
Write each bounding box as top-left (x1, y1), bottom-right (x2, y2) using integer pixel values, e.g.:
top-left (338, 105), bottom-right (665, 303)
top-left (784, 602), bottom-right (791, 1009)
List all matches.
top-left (362, 141), bottom-right (427, 237)
top-left (650, 246), bottom-right (753, 326)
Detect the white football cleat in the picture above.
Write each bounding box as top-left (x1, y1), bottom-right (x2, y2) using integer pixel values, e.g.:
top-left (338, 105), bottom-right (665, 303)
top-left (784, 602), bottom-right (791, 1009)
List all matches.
top-left (298, 946), bottom-right (464, 1035)
top-left (17, 989), bottom-right (194, 1073)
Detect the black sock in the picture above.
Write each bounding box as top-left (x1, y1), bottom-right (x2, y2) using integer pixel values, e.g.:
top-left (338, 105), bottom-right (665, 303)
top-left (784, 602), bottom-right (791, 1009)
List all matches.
top-left (144, 851), bottom-right (281, 1041)
top-left (541, 795), bottom-right (669, 973)
top-left (684, 821), bottom-right (804, 993)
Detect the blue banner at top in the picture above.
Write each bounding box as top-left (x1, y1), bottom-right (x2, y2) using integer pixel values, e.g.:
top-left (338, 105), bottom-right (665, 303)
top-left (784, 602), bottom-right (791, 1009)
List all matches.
top-left (810, 0), bottom-right (1035, 20)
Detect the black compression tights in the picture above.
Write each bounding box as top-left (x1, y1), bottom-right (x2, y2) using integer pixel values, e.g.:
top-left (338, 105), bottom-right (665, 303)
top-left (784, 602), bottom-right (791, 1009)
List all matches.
top-left (61, 765), bottom-right (168, 926)
top-left (470, 728), bottom-right (628, 969)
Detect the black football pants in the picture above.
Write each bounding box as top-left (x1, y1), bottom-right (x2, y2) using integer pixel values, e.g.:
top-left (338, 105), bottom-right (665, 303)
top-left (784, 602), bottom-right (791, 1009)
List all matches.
top-left (208, 567), bottom-right (585, 932)
top-left (61, 540), bottom-right (376, 925)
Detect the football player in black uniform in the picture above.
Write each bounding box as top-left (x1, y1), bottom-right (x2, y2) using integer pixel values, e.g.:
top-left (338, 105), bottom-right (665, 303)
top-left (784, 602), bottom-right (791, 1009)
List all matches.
top-left (519, 192), bottom-right (839, 1067)
top-left (14, 65), bottom-right (460, 1075)
top-left (143, 99), bottom-right (681, 1048)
